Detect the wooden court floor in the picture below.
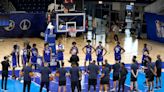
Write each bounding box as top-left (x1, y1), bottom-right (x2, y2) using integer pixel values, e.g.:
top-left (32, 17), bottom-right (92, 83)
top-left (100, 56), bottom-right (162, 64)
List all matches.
top-left (0, 33), bottom-right (163, 69)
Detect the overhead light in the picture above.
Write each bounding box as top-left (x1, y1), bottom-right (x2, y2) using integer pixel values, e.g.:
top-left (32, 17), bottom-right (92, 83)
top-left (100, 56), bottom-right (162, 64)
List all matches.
top-left (130, 2), bottom-right (134, 5)
top-left (98, 1), bottom-right (103, 4)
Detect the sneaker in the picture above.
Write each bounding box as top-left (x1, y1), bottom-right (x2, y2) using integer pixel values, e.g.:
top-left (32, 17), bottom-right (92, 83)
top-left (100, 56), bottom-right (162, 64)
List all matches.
top-left (110, 88), bottom-right (116, 91)
top-left (4, 89), bottom-right (7, 92)
top-left (159, 86), bottom-right (161, 88)
top-left (155, 86), bottom-right (159, 89)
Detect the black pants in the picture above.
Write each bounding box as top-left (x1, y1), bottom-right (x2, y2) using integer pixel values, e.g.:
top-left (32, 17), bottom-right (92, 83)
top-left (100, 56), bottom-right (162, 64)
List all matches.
top-left (97, 62), bottom-right (103, 66)
top-left (17, 54), bottom-right (20, 66)
top-left (71, 81), bottom-right (81, 92)
top-left (1, 75), bottom-right (8, 90)
top-left (118, 78), bottom-right (126, 92)
top-left (23, 81), bottom-right (31, 92)
top-left (88, 79), bottom-right (97, 91)
top-left (27, 55), bottom-right (30, 63)
top-left (40, 81), bottom-right (49, 92)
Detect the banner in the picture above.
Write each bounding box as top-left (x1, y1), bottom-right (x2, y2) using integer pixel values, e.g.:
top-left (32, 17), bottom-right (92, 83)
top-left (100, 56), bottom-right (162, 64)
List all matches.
top-left (0, 13), bottom-right (46, 37)
top-left (144, 12), bottom-right (164, 43)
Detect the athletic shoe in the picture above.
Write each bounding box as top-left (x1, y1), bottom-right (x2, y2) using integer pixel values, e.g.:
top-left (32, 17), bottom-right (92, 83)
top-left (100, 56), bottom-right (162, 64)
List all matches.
top-left (110, 88), bottom-right (116, 91)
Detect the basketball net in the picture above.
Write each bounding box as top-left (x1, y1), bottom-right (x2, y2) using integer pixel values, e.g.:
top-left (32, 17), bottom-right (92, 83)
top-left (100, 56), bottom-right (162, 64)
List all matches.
top-left (68, 27), bottom-right (77, 37)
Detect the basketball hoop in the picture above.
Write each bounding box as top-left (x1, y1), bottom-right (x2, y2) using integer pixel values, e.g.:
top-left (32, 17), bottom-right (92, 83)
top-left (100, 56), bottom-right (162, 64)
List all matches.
top-left (68, 27), bottom-right (77, 37)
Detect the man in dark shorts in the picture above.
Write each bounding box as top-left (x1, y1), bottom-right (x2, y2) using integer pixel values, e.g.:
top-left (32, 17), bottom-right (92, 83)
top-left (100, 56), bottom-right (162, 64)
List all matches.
top-left (87, 60), bottom-right (99, 92)
top-left (143, 56), bottom-right (150, 86)
top-left (147, 57), bottom-right (156, 91)
top-left (118, 63), bottom-right (128, 92)
top-left (22, 63), bottom-right (33, 92)
top-left (57, 63), bottom-right (67, 92)
top-left (111, 60), bottom-right (120, 91)
top-left (100, 64), bottom-right (110, 92)
top-left (39, 62), bottom-right (51, 92)
top-left (69, 63), bottom-right (82, 92)
top-left (155, 55), bottom-right (162, 89)
top-left (1, 56), bottom-right (10, 91)
top-left (130, 58), bottom-right (138, 91)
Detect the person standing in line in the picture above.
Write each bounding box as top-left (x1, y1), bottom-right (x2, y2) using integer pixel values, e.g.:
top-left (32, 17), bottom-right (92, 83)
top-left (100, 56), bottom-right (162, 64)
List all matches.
top-left (11, 44), bottom-right (18, 78)
top-left (56, 40), bottom-right (65, 67)
top-left (43, 43), bottom-right (52, 66)
top-left (143, 55), bottom-right (150, 86)
top-left (147, 57), bottom-right (156, 91)
top-left (100, 64), bottom-right (110, 92)
top-left (118, 63), bottom-right (128, 92)
top-left (69, 42), bottom-right (79, 66)
top-left (132, 56), bottom-right (139, 68)
top-left (22, 43), bottom-right (28, 66)
top-left (130, 58), bottom-right (139, 91)
top-left (21, 63), bottom-right (34, 92)
top-left (26, 41), bottom-right (31, 63)
top-left (39, 62), bottom-right (52, 92)
top-left (31, 43), bottom-right (38, 70)
top-left (15, 44), bottom-right (20, 67)
top-left (104, 59), bottom-right (111, 72)
top-left (69, 63), bottom-right (81, 92)
top-left (114, 42), bottom-right (125, 63)
top-left (96, 41), bottom-right (107, 66)
top-left (111, 60), bottom-right (120, 91)
top-left (1, 56), bottom-right (10, 91)
top-left (141, 43), bottom-right (150, 66)
top-left (82, 40), bottom-right (95, 68)
top-left (70, 41), bottom-right (79, 56)
top-left (57, 63), bottom-right (68, 92)
top-left (87, 60), bottom-right (99, 92)
top-left (155, 55), bottom-right (162, 89)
